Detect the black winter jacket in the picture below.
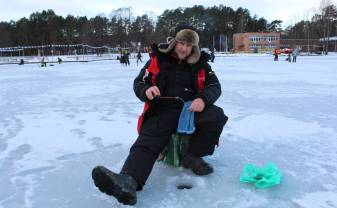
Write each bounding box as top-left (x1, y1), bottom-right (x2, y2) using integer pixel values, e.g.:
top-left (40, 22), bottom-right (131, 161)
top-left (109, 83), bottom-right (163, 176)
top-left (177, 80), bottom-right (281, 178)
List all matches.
top-left (133, 45), bottom-right (221, 108)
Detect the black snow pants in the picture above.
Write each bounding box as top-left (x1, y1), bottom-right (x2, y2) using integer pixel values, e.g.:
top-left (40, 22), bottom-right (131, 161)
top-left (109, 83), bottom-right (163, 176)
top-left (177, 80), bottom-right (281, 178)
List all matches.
top-left (121, 104), bottom-right (228, 190)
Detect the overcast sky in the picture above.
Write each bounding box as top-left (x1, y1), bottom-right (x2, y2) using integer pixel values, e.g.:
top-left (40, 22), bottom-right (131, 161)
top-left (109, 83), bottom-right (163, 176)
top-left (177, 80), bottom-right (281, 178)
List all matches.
top-left (1, 0), bottom-right (336, 28)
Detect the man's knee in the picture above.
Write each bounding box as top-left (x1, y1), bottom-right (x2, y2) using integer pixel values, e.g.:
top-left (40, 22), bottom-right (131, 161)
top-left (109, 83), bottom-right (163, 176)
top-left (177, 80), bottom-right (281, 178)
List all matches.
top-left (216, 107), bottom-right (228, 126)
top-left (199, 105), bottom-right (228, 127)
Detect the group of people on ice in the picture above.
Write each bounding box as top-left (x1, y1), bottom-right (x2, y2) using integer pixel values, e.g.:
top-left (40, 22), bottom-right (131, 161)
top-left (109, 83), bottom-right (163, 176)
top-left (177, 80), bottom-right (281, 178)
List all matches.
top-left (118, 49), bottom-right (143, 66)
top-left (273, 47), bottom-right (300, 63)
top-left (118, 49), bottom-right (131, 66)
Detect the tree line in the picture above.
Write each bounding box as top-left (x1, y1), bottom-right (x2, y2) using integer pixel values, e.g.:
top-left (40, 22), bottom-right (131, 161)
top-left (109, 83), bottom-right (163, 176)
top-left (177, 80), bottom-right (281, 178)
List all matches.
top-left (0, 5), bottom-right (281, 50)
top-left (284, 1), bottom-right (337, 53)
top-left (0, 3), bottom-right (336, 50)
top-left (285, 1), bottom-right (337, 39)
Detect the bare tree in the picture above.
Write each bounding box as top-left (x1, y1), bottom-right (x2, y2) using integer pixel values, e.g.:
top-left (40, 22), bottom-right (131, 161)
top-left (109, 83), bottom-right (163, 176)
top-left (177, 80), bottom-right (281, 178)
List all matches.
top-left (320, 0), bottom-right (337, 54)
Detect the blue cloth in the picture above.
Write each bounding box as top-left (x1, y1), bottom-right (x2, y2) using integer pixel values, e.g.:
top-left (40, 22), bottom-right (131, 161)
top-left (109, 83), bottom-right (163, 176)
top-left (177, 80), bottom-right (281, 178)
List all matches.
top-left (177, 101), bottom-right (195, 134)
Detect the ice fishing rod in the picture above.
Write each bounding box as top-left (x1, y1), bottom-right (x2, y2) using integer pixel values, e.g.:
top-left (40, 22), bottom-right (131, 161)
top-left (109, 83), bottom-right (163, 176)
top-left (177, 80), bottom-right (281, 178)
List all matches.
top-left (154, 96), bottom-right (185, 104)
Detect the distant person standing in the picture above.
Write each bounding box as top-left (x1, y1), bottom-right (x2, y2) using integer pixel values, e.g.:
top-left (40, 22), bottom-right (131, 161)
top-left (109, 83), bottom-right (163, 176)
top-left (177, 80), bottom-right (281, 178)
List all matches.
top-left (292, 48), bottom-right (299, 63)
top-left (273, 49), bottom-right (279, 61)
top-left (287, 53), bottom-right (291, 63)
top-left (41, 57), bottom-right (47, 67)
top-left (124, 50), bottom-right (130, 66)
top-left (210, 48), bottom-right (215, 63)
top-left (136, 51), bottom-right (142, 66)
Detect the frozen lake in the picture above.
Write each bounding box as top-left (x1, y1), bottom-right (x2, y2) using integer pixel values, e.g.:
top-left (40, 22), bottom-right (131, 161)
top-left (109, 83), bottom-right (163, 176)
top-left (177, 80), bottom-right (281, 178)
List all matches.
top-left (1, 54), bottom-right (337, 208)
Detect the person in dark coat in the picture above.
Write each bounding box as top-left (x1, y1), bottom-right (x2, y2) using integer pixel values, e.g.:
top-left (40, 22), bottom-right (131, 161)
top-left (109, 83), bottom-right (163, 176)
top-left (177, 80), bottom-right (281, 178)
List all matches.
top-left (287, 52), bottom-right (291, 63)
top-left (91, 25), bottom-right (228, 206)
top-left (136, 51), bottom-right (142, 66)
top-left (19, 59), bottom-right (24, 65)
top-left (41, 57), bottom-right (47, 67)
top-left (210, 48), bottom-right (215, 62)
top-left (124, 50), bottom-right (130, 66)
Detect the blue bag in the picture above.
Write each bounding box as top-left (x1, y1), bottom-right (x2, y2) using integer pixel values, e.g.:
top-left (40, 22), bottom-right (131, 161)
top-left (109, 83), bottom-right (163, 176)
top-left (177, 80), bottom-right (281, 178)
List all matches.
top-left (177, 101), bottom-right (195, 134)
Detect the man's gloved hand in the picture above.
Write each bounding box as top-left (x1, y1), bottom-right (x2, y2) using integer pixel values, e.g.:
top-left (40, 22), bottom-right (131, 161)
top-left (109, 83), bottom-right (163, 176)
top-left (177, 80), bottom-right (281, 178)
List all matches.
top-left (189, 98), bottom-right (205, 112)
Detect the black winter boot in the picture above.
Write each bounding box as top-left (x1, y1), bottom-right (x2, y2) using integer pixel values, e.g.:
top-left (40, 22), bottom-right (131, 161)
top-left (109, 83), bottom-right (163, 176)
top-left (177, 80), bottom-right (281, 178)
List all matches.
top-left (92, 166), bottom-right (138, 205)
top-left (181, 154), bottom-right (214, 176)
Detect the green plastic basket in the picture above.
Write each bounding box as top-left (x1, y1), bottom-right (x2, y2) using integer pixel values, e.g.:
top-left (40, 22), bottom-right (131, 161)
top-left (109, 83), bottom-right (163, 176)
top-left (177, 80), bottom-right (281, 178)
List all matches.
top-left (160, 133), bottom-right (190, 167)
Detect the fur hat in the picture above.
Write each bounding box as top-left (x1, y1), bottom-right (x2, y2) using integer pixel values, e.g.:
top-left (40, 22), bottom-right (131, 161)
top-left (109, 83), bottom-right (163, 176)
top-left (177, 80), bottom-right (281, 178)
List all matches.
top-left (158, 25), bottom-right (201, 64)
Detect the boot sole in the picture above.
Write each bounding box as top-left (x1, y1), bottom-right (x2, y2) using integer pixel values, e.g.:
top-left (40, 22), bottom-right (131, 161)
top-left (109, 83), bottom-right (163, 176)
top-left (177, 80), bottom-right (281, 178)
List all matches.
top-left (92, 166), bottom-right (136, 205)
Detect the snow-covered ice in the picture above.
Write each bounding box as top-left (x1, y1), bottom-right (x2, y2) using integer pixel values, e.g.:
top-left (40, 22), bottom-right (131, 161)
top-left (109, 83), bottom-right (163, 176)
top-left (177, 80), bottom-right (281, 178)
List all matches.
top-left (1, 54), bottom-right (337, 208)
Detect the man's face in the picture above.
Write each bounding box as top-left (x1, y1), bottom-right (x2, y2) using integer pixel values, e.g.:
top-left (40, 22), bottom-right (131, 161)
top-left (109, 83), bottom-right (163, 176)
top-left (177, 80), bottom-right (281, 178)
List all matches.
top-left (174, 41), bottom-right (193, 60)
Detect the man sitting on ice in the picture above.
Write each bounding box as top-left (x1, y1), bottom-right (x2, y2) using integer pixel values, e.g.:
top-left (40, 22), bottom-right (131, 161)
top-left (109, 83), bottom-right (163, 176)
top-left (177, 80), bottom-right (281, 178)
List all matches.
top-left (91, 25), bottom-right (228, 206)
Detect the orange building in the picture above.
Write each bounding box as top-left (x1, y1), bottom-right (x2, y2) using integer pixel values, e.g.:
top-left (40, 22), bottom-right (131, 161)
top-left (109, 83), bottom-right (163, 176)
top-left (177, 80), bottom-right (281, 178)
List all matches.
top-left (233, 32), bottom-right (280, 53)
